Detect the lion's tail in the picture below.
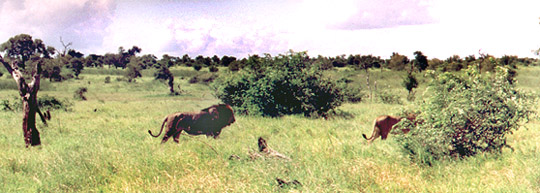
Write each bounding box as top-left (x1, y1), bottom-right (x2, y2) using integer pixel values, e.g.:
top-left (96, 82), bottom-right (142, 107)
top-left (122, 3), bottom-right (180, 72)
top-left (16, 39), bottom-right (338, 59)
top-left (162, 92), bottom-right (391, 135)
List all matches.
top-left (148, 116), bottom-right (168, 137)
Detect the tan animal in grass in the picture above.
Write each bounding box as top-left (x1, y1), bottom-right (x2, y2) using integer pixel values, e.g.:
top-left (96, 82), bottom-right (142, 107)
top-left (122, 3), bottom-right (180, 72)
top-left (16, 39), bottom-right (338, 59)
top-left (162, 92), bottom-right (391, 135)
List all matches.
top-left (362, 115), bottom-right (416, 143)
top-left (148, 104), bottom-right (235, 143)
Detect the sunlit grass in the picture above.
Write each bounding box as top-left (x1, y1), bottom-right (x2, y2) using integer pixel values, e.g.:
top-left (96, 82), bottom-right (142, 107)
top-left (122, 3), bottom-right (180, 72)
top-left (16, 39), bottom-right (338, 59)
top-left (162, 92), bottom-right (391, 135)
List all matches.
top-left (0, 67), bottom-right (539, 192)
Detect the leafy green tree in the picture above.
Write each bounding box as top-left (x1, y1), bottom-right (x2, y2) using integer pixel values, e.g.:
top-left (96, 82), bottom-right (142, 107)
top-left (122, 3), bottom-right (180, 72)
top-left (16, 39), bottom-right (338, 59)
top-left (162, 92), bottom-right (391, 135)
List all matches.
top-left (125, 56), bottom-right (142, 82)
top-left (85, 54), bottom-right (104, 67)
top-left (313, 55), bottom-right (333, 70)
top-left (427, 58), bottom-right (443, 70)
top-left (103, 53), bottom-right (119, 68)
top-left (331, 55), bottom-right (347, 68)
top-left (160, 54), bottom-right (174, 68)
top-left (1, 34), bottom-right (51, 69)
top-left (115, 46), bottom-right (141, 69)
top-left (388, 52), bottom-right (409, 71)
top-left (413, 51), bottom-right (428, 72)
top-left (70, 57), bottom-right (84, 79)
top-left (0, 34), bottom-right (53, 147)
top-left (221, 55), bottom-right (236, 67)
top-left (41, 57), bottom-right (67, 82)
top-left (181, 54), bottom-right (192, 66)
top-left (245, 54), bottom-right (263, 72)
top-left (213, 51), bottom-right (345, 117)
top-left (443, 55), bottom-right (465, 71)
top-left (228, 60), bottom-right (241, 71)
top-left (402, 74), bottom-right (418, 101)
top-left (212, 55), bottom-right (220, 66)
top-left (65, 49), bottom-right (85, 79)
top-left (396, 66), bottom-right (534, 165)
top-left (138, 54), bottom-right (157, 69)
top-left (154, 61), bottom-right (177, 95)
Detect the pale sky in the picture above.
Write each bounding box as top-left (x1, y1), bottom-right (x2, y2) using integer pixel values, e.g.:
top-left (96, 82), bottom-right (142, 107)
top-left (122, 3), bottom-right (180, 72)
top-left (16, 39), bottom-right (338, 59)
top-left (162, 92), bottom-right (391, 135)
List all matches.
top-left (0, 0), bottom-right (539, 59)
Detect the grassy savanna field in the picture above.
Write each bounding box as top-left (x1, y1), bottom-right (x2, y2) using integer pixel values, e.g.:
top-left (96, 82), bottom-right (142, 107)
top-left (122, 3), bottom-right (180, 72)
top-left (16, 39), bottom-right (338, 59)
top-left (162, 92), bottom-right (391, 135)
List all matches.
top-left (1, 66), bottom-right (540, 192)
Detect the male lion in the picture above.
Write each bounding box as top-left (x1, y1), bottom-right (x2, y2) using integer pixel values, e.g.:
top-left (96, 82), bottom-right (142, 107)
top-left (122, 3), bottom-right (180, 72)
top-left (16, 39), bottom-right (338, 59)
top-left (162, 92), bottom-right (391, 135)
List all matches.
top-left (148, 104), bottom-right (235, 143)
top-left (362, 115), bottom-right (415, 143)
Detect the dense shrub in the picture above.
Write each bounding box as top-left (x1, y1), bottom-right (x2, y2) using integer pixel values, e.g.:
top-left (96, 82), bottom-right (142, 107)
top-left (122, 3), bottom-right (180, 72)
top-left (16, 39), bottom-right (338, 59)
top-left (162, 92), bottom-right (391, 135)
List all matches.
top-left (377, 90), bottom-right (402, 104)
top-left (209, 65), bottom-right (219, 72)
top-left (38, 95), bottom-right (73, 111)
top-left (2, 95), bottom-right (72, 111)
top-left (213, 51), bottom-right (346, 117)
top-left (189, 73), bottom-right (218, 85)
top-left (74, 87), bottom-right (88, 100)
top-left (395, 66), bottom-right (534, 165)
top-left (402, 74), bottom-right (418, 101)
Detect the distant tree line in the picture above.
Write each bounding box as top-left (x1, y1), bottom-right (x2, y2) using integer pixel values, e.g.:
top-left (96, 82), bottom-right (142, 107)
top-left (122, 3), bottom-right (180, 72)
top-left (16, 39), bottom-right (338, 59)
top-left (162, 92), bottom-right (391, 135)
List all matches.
top-left (3, 35), bottom-right (534, 91)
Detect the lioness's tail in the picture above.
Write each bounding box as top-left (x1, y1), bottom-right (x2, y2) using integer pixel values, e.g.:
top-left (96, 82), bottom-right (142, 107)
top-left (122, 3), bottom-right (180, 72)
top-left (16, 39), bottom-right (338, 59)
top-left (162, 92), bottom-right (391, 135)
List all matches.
top-left (362, 134), bottom-right (369, 140)
top-left (362, 119), bottom-right (379, 143)
top-left (148, 116), bottom-right (168, 137)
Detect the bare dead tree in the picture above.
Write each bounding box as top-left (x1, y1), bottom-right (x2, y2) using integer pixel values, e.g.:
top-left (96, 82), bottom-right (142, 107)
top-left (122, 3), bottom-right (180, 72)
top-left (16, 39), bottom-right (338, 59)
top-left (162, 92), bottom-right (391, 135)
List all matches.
top-left (1, 57), bottom-right (43, 147)
top-left (59, 36), bottom-right (72, 57)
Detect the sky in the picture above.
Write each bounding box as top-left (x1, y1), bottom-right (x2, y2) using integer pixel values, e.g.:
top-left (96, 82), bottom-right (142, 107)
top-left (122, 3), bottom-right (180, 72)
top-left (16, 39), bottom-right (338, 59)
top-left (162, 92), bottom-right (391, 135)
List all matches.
top-left (0, 0), bottom-right (539, 59)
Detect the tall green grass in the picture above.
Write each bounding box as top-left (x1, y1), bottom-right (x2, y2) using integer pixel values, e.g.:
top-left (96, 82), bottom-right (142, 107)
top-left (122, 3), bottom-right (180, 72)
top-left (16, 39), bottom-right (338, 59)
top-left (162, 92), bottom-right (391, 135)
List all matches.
top-left (0, 67), bottom-right (539, 192)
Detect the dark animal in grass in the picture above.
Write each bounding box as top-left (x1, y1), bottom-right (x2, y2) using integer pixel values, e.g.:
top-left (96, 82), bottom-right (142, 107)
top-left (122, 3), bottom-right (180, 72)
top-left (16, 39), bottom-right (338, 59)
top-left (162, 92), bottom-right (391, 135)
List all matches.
top-left (148, 104), bottom-right (235, 143)
top-left (362, 115), bottom-right (416, 143)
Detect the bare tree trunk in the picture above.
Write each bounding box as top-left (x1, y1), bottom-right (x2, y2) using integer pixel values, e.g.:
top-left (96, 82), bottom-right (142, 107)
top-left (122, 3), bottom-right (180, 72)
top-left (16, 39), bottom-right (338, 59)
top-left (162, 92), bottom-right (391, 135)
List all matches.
top-left (168, 76), bottom-right (175, 94)
top-left (365, 69), bottom-right (372, 101)
top-left (1, 57), bottom-right (42, 147)
top-left (22, 95), bottom-right (41, 147)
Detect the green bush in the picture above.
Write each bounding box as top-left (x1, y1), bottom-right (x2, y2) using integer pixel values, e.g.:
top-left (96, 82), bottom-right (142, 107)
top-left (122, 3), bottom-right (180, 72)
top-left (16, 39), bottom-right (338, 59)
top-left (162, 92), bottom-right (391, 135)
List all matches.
top-left (189, 73), bottom-right (218, 85)
top-left (396, 66), bottom-right (535, 165)
top-left (2, 95), bottom-right (72, 111)
top-left (213, 51), bottom-right (345, 117)
top-left (74, 87), bottom-right (88, 101)
top-left (377, 90), bottom-right (402, 104)
top-left (342, 85), bottom-right (364, 103)
top-left (38, 95), bottom-right (73, 111)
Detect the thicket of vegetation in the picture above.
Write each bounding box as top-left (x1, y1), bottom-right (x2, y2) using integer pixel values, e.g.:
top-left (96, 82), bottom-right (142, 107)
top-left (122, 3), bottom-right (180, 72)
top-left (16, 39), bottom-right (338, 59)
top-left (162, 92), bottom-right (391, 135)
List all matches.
top-left (213, 52), bottom-right (347, 117)
top-left (396, 66), bottom-right (535, 165)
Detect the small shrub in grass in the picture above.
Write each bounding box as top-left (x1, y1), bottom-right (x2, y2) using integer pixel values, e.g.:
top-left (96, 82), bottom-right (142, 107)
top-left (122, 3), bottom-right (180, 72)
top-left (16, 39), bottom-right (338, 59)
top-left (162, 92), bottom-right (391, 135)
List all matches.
top-left (38, 95), bottom-right (73, 111)
top-left (213, 51), bottom-right (345, 117)
top-left (209, 65), bottom-right (219, 72)
top-left (116, 77), bottom-right (125, 82)
top-left (377, 90), bottom-right (402, 104)
top-left (189, 73), bottom-right (218, 85)
top-left (2, 95), bottom-right (72, 111)
top-left (342, 86), bottom-right (365, 103)
top-left (74, 87), bottom-right (88, 101)
top-left (395, 66), bottom-right (535, 165)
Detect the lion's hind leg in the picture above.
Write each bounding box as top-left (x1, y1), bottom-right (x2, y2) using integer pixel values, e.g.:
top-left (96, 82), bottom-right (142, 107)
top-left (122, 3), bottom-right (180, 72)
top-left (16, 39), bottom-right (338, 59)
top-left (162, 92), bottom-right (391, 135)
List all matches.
top-left (173, 128), bottom-right (184, 143)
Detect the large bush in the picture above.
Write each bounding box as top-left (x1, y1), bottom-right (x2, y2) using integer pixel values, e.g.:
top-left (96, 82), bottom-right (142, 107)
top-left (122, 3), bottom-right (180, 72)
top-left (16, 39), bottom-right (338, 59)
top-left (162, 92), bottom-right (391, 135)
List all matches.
top-left (213, 52), bottom-right (345, 117)
top-left (396, 66), bottom-right (534, 165)
top-left (2, 95), bottom-right (72, 111)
